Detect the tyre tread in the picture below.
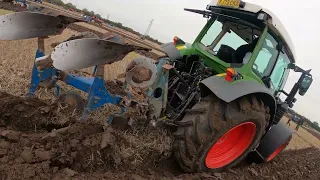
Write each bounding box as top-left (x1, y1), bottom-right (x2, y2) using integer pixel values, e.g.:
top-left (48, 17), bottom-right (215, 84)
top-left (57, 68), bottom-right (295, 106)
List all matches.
top-left (173, 94), bottom-right (270, 173)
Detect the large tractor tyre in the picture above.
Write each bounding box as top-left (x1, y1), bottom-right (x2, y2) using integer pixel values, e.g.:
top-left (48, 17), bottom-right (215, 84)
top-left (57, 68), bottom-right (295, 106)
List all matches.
top-left (173, 94), bottom-right (270, 173)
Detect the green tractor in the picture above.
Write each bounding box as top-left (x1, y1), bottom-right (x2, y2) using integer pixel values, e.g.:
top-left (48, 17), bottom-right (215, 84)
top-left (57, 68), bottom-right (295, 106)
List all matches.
top-left (159, 0), bottom-right (313, 173)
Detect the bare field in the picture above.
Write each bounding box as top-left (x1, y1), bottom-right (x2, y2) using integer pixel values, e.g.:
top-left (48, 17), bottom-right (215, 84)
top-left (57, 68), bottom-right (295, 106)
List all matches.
top-left (281, 117), bottom-right (320, 149)
top-left (1, 2), bottom-right (320, 154)
top-left (0, 4), bottom-right (320, 180)
top-left (0, 9), bottom-right (11, 15)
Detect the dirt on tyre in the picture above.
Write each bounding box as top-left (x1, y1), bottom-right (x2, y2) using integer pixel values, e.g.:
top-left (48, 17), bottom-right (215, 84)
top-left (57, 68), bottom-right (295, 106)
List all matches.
top-left (173, 94), bottom-right (270, 173)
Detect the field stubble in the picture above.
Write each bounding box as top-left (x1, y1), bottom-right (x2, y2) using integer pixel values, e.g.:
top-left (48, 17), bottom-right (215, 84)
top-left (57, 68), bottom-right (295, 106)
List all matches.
top-left (0, 3), bottom-right (319, 179)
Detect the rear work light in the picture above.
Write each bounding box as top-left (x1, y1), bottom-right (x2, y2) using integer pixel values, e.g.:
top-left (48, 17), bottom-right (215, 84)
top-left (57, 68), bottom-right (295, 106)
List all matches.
top-left (173, 36), bottom-right (185, 46)
top-left (257, 12), bottom-right (267, 20)
top-left (225, 68), bottom-right (236, 82)
top-left (173, 36), bottom-right (178, 45)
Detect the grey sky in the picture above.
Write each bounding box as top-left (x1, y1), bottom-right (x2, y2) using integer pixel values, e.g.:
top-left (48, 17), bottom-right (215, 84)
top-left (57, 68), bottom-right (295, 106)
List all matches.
top-left (64, 0), bottom-right (320, 123)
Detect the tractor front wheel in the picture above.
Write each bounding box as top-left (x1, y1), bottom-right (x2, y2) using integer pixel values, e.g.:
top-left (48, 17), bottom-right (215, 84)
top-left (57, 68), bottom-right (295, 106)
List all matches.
top-left (266, 137), bottom-right (291, 162)
top-left (245, 135), bottom-right (292, 164)
top-left (173, 95), bottom-right (270, 173)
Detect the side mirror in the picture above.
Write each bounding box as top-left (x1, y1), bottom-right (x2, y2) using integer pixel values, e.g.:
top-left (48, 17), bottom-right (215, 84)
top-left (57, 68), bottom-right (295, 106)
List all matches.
top-left (299, 75), bottom-right (313, 96)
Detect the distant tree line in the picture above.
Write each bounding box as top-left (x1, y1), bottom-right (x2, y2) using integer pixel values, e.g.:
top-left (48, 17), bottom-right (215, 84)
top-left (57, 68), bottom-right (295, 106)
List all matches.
top-left (44, 0), bottom-right (163, 45)
top-left (287, 108), bottom-right (320, 132)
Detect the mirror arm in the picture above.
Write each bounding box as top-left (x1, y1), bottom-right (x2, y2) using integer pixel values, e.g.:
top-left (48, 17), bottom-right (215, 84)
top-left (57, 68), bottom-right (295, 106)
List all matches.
top-left (280, 90), bottom-right (289, 96)
top-left (285, 82), bottom-right (300, 107)
top-left (290, 64), bottom-right (312, 76)
top-left (285, 71), bottom-right (308, 105)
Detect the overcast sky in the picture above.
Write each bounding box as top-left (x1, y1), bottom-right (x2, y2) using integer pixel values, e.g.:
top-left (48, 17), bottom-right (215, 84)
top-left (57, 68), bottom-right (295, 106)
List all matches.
top-left (64, 0), bottom-right (320, 123)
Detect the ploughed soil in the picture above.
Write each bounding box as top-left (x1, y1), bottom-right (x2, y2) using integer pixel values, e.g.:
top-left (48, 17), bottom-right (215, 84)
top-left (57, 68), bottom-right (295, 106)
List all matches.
top-left (0, 1), bottom-right (319, 180)
top-left (0, 1), bottom-right (27, 12)
top-left (0, 91), bottom-right (319, 180)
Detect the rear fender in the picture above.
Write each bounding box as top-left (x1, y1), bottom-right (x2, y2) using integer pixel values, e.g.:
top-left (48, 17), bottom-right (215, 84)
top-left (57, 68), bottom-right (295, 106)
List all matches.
top-left (200, 76), bottom-right (276, 123)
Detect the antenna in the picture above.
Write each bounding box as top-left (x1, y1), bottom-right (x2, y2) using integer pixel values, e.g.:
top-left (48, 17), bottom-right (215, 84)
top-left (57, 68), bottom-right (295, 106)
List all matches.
top-left (142, 19), bottom-right (153, 39)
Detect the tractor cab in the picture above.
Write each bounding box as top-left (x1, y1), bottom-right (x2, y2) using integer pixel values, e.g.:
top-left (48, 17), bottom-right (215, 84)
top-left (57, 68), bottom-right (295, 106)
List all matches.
top-left (178, 0), bottom-right (297, 93)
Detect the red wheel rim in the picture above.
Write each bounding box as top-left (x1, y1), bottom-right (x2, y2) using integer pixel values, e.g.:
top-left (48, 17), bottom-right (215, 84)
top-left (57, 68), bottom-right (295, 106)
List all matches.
top-left (267, 142), bottom-right (287, 161)
top-left (205, 122), bottom-right (256, 169)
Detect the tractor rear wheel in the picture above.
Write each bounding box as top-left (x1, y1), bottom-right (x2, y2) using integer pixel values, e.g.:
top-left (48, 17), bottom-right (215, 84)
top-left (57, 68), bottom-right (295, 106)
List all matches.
top-left (173, 95), bottom-right (270, 173)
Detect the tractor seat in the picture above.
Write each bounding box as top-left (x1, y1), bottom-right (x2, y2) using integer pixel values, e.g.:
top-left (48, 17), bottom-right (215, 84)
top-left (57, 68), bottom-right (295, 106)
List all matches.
top-left (235, 38), bottom-right (259, 64)
top-left (234, 44), bottom-right (252, 64)
top-left (216, 45), bottom-right (236, 64)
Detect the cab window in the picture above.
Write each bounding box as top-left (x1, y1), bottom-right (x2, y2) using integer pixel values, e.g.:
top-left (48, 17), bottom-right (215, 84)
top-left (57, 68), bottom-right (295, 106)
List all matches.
top-left (200, 20), bottom-right (247, 52)
top-left (270, 51), bottom-right (290, 91)
top-left (252, 33), bottom-right (291, 91)
top-left (252, 33), bottom-right (278, 77)
top-left (200, 20), bottom-right (222, 46)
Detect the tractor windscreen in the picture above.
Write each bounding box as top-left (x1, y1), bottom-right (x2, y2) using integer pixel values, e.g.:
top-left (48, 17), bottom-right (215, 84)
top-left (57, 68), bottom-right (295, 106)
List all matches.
top-left (199, 18), bottom-right (262, 64)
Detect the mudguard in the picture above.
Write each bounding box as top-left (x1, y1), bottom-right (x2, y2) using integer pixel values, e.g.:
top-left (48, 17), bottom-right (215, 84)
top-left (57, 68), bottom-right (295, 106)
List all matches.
top-left (200, 76), bottom-right (274, 102)
top-left (248, 121), bottom-right (293, 162)
top-left (200, 76), bottom-right (277, 120)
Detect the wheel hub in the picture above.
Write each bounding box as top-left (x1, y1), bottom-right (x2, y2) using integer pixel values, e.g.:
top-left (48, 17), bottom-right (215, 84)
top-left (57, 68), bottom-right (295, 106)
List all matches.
top-left (205, 122), bottom-right (257, 169)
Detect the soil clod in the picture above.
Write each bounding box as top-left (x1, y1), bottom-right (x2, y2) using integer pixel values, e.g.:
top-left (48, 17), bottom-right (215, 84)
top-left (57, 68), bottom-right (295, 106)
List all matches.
top-left (0, 1), bottom-right (319, 179)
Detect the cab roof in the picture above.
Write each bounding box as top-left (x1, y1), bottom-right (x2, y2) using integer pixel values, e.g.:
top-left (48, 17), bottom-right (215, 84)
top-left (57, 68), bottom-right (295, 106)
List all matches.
top-left (207, 0), bottom-right (296, 63)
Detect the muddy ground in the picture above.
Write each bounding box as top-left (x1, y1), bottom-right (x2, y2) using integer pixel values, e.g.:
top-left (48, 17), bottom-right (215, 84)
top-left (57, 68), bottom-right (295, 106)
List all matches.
top-left (0, 1), bottom-right (319, 180)
top-left (0, 91), bottom-right (319, 180)
top-left (0, 1), bottom-right (27, 12)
